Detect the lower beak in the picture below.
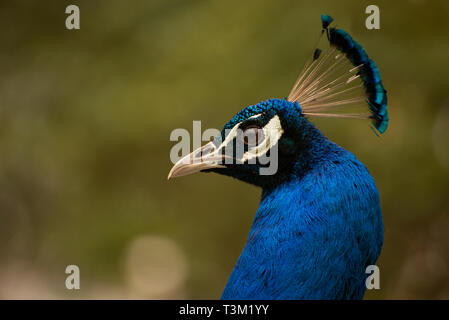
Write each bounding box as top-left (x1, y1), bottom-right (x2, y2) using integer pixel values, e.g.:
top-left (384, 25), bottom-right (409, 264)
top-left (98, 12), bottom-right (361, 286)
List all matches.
top-left (167, 141), bottom-right (225, 179)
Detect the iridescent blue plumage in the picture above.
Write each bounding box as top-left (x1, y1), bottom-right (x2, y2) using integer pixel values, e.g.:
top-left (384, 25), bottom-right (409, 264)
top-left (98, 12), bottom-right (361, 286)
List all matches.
top-left (321, 14), bottom-right (334, 29)
top-left (219, 99), bottom-right (383, 299)
top-left (323, 16), bottom-right (389, 134)
top-left (218, 16), bottom-right (387, 299)
top-left (169, 15), bottom-right (388, 300)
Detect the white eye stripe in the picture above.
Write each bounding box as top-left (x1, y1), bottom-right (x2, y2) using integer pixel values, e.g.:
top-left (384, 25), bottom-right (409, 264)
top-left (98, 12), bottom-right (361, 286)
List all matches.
top-left (215, 114), bottom-right (283, 162)
top-left (217, 113), bottom-right (264, 147)
top-left (248, 113), bottom-right (263, 119)
top-left (242, 115), bottom-right (283, 162)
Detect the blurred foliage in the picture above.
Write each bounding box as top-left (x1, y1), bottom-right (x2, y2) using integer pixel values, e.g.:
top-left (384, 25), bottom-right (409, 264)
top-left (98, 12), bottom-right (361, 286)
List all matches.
top-left (0, 0), bottom-right (448, 299)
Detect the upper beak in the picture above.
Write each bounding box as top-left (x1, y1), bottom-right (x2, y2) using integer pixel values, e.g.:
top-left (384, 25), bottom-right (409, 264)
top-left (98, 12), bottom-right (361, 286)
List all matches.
top-left (167, 141), bottom-right (226, 179)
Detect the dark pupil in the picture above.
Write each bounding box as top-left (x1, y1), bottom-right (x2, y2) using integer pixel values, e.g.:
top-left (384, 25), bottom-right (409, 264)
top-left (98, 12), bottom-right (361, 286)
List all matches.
top-left (243, 126), bottom-right (262, 146)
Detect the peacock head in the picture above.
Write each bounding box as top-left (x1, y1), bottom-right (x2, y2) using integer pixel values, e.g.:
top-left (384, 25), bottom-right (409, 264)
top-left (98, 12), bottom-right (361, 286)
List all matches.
top-left (168, 14), bottom-right (389, 188)
top-left (168, 98), bottom-right (323, 188)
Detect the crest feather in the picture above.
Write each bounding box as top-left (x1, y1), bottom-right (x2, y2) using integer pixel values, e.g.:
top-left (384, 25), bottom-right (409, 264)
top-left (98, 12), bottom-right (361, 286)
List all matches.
top-left (288, 15), bottom-right (389, 134)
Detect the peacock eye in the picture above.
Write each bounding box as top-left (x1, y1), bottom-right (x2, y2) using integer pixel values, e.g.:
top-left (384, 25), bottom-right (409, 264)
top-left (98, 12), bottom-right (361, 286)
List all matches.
top-left (243, 125), bottom-right (265, 146)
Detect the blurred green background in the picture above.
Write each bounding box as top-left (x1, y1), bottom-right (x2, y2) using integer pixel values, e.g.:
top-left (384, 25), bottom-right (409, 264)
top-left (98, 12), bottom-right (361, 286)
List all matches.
top-left (0, 0), bottom-right (448, 299)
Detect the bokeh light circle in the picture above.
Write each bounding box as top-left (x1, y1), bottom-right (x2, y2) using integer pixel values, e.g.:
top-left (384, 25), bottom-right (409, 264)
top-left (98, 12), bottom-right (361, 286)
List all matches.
top-left (124, 235), bottom-right (188, 298)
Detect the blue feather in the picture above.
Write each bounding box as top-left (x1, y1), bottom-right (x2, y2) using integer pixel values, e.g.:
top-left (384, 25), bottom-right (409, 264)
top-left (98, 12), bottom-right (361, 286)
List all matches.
top-left (169, 15), bottom-right (388, 300)
top-left (216, 99), bottom-right (384, 299)
top-left (321, 14), bottom-right (334, 29)
top-left (321, 15), bottom-right (389, 134)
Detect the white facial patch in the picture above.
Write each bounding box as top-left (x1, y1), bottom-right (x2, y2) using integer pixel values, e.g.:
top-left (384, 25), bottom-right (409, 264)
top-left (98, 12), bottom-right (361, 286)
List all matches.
top-left (214, 113), bottom-right (283, 171)
top-left (241, 115), bottom-right (283, 162)
top-left (215, 114), bottom-right (265, 154)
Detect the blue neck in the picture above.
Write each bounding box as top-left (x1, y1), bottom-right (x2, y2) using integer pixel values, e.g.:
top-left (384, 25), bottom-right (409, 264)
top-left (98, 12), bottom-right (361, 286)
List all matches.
top-left (221, 137), bottom-right (383, 299)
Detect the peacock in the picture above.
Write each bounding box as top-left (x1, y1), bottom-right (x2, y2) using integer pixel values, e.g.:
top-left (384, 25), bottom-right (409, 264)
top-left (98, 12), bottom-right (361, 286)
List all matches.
top-left (168, 15), bottom-right (388, 300)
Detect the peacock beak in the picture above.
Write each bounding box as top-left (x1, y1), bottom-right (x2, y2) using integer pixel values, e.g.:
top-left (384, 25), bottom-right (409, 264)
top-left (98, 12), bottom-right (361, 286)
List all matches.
top-left (167, 141), bottom-right (226, 179)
